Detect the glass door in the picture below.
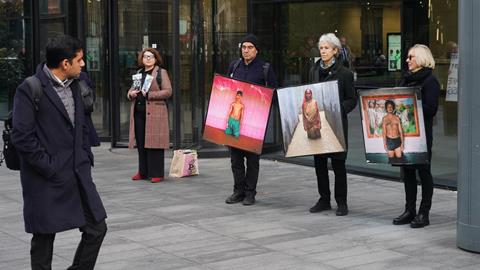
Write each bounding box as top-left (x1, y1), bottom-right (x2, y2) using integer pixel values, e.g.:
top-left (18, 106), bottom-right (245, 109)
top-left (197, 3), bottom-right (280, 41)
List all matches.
top-left (84, 0), bottom-right (109, 138)
top-left (213, 0), bottom-right (247, 75)
top-left (196, 0), bottom-right (248, 148)
top-left (114, 0), bottom-right (172, 145)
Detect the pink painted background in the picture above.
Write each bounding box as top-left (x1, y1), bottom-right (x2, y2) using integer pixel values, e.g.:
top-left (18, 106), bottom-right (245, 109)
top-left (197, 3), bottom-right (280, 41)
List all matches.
top-left (205, 75), bottom-right (273, 140)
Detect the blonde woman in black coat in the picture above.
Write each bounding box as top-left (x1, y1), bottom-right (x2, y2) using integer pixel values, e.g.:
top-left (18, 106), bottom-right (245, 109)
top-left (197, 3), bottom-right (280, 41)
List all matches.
top-left (393, 44), bottom-right (440, 228)
top-left (308, 33), bottom-right (357, 216)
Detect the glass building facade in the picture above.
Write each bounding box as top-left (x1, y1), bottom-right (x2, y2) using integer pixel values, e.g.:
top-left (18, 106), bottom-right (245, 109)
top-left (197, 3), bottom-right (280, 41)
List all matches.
top-left (0, 0), bottom-right (458, 187)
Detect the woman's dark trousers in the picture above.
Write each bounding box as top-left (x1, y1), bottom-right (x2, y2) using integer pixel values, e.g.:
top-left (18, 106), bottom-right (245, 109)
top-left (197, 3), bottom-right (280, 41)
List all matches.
top-left (402, 118), bottom-right (434, 214)
top-left (134, 110), bottom-right (165, 178)
top-left (314, 156), bottom-right (347, 204)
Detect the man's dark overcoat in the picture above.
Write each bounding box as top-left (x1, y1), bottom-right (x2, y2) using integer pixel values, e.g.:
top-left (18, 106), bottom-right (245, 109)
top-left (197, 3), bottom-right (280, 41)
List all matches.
top-left (12, 64), bottom-right (107, 234)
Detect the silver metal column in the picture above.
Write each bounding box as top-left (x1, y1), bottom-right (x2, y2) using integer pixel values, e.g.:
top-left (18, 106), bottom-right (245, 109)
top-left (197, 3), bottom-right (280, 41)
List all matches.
top-left (457, 0), bottom-right (480, 253)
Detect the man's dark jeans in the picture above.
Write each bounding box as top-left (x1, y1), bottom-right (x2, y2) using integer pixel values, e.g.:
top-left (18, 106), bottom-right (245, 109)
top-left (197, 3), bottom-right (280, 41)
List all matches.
top-left (230, 147), bottom-right (260, 196)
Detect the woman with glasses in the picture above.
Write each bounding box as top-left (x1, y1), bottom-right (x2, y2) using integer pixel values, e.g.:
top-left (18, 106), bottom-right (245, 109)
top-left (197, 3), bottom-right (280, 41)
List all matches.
top-left (127, 48), bottom-right (172, 183)
top-left (392, 44), bottom-right (440, 228)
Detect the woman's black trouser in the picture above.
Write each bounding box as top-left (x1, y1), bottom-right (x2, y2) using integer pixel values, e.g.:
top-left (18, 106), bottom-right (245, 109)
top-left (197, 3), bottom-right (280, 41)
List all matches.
top-left (134, 109), bottom-right (165, 178)
top-left (402, 164), bottom-right (433, 214)
top-left (402, 117), bottom-right (434, 214)
top-left (313, 155), bottom-right (347, 204)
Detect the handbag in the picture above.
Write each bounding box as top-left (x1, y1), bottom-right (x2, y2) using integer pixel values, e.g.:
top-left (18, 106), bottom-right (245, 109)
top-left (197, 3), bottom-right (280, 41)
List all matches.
top-left (169, 149), bottom-right (199, 178)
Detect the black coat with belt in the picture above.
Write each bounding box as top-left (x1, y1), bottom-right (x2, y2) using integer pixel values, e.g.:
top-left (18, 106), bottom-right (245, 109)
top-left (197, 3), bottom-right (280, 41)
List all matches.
top-left (12, 64), bottom-right (107, 234)
top-left (308, 58), bottom-right (357, 160)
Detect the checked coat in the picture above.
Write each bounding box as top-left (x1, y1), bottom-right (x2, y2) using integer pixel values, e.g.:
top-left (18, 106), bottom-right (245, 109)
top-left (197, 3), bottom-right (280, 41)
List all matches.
top-left (128, 66), bottom-right (172, 149)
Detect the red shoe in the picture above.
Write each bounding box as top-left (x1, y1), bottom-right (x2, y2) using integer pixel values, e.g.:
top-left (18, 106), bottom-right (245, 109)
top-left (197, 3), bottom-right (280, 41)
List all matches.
top-left (131, 172), bottom-right (146, 181)
top-left (151, 177), bottom-right (163, 183)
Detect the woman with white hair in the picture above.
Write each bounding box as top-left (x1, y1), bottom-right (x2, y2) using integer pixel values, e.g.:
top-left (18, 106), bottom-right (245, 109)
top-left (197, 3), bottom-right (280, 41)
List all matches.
top-left (392, 44), bottom-right (440, 228)
top-left (308, 33), bottom-right (357, 216)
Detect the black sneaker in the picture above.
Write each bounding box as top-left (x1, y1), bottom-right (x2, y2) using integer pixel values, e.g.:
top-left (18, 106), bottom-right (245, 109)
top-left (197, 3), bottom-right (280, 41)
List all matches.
top-left (336, 204), bottom-right (349, 216)
top-left (225, 193), bottom-right (245, 204)
top-left (309, 200), bottom-right (331, 213)
top-left (242, 194), bottom-right (256, 206)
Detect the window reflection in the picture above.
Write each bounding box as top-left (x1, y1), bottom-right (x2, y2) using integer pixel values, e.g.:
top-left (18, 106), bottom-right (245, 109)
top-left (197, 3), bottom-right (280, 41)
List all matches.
top-left (0, 0), bottom-right (31, 118)
top-left (253, 1), bottom-right (402, 88)
top-left (214, 0), bottom-right (247, 75)
top-left (40, 0), bottom-right (63, 15)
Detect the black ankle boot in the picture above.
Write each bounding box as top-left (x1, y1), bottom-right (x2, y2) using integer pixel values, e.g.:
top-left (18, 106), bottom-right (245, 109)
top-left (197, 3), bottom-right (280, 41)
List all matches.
top-left (392, 210), bottom-right (416, 225)
top-left (336, 203), bottom-right (348, 216)
top-left (242, 193), bottom-right (256, 205)
top-left (410, 213), bottom-right (430, 228)
top-left (309, 200), bottom-right (331, 213)
top-left (225, 192), bottom-right (245, 204)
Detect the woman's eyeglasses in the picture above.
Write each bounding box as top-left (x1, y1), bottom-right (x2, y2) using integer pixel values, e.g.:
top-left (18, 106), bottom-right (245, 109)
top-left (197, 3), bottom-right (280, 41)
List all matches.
top-left (143, 54), bottom-right (155, 60)
top-left (407, 55), bottom-right (415, 60)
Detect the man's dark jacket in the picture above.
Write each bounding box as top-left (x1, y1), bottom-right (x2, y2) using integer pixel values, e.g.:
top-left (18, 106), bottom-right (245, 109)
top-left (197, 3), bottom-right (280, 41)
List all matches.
top-left (227, 57), bottom-right (278, 88)
top-left (12, 64), bottom-right (107, 234)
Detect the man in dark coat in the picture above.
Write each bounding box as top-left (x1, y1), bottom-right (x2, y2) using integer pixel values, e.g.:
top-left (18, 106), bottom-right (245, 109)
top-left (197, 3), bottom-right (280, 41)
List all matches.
top-left (12, 35), bottom-right (107, 270)
top-left (224, 34), bottom-right (277, 205)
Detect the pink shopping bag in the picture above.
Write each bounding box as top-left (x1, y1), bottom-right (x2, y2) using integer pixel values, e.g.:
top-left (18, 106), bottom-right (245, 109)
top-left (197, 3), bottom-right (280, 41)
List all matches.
top-left (169, 149), bottom-right (199, 177)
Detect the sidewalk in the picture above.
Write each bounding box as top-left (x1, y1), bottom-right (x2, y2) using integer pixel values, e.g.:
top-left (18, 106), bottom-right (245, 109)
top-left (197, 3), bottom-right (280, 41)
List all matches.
top-left (0, 144), bottom-right (478, 270)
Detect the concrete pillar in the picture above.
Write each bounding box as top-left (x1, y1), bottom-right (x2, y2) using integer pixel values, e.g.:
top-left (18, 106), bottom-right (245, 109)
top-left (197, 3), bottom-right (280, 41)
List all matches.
top-left (457, 0), bottom-right (480, 252)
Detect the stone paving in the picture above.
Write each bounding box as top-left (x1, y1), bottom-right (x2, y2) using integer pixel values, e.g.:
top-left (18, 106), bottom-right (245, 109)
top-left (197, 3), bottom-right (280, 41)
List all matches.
top-left (0, 144), bottom-right (478, 270)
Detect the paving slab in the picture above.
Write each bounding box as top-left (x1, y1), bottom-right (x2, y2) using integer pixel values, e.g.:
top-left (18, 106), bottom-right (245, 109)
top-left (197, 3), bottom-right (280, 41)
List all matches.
top-left (0, 144), bottom-right (478, 269)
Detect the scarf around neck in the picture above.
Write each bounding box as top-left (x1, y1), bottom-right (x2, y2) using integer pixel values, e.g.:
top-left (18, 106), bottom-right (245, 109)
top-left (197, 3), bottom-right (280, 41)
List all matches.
top-left (402, 67), bottom-right (433, 86)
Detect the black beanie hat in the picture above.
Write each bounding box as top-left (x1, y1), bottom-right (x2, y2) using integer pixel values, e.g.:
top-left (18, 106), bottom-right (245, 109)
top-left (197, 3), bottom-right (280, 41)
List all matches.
top-left (241, 34), bottom-right (259, 51)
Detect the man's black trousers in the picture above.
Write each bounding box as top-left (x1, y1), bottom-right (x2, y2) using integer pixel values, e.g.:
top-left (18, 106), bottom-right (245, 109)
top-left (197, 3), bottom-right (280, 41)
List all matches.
top-left (230, 147), bottom-right (260, 196)
top-left (30, 201), bottom-right (107, 270)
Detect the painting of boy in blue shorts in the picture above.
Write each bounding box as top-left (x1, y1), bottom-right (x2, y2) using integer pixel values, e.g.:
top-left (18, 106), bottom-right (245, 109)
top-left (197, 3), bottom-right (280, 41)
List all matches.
top-left (225, 90), bottom-right (244, 138)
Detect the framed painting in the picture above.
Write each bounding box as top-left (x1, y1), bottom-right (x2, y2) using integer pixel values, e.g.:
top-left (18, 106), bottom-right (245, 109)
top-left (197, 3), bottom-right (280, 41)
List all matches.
top-left (358, 87), bottom-right (429, 164)
top-left (277, 81), bottom-right (345, 157)
top-left (203, 74), bottom-right (274, 154)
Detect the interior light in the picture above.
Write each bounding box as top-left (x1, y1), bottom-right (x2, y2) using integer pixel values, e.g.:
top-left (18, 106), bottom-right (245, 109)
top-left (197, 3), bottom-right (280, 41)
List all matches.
top-left (428, 0), bottom-right (432, 19)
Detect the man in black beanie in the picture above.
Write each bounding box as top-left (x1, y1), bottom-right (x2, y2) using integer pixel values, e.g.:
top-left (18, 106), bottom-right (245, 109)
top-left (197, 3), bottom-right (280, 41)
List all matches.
top-left (225, 34), bottom-right (278, 206)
